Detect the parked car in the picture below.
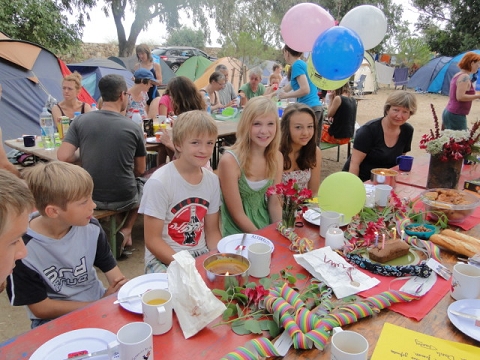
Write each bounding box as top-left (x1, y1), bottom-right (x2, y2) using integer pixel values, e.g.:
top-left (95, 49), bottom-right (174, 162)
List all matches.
top-left (152, 46), bottom-right (217, 72)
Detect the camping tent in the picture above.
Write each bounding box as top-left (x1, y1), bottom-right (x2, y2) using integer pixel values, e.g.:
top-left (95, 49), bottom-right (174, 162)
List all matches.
top-left (413, 50), bottom-right (480, 95)
top-left (68, 58), bottom-right (134, 100)
top-left (353, 52), bottom-right (378, 93)
top-left (407, 56), bottom-right (452, 92)
top-left (428, 50), bottom-right (480, 95)
top-left (175, 56), bottom-right (212, 81)
top-left (0, 36), bottom-right (94, 147)
top-left (108, 55), bottom-right (175, 88)
top-left (194, 57), bottom-right (248, 93)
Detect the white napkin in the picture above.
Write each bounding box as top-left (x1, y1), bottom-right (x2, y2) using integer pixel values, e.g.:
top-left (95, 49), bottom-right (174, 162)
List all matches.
top-left (294, 247), bottom-right (380, 298)
top-left (167, 251), bottom-right (226, 339)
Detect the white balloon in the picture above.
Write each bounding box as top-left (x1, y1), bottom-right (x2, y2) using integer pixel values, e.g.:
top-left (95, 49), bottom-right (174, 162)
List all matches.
top-left (340, 5), bottom-right (387, 50)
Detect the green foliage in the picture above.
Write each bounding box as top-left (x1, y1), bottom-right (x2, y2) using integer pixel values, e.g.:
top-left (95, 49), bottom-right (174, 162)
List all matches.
top-left (0, 0), bottom-right (83, 54)
top-left (165, 27), bottom-right (205, 48)
top-left (412, 0), bottom-right (480, 55)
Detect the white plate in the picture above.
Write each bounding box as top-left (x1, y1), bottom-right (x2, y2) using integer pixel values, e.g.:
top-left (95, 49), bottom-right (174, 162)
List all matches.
top-left (30, 328), bottom-right (117, 360)
top-left (303, 209), bottom-right (321, 226)
top-left (303, 208), bottom-right (350, 227)
top-left (146, 137), bottom-right (161, 144)
top-left (116, 273), bottom-right (168, 314)
top-left (448, 299), bottom-right (480, 341)
top-left (217, 233), bottom-right (274, 258)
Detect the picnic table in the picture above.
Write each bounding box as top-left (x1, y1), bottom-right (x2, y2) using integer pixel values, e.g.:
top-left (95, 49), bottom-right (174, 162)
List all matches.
top-left (2, 180), bottom-right (479, 358)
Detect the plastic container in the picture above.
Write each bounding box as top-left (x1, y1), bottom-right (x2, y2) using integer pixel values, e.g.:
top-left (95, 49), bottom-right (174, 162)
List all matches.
top-left (420, 188), bottom-right (480, 224)
top-left (91, 103), bottom-right (98, 111)
top-left (131, 109), bottom-right (143, 128)
top-left (39, 107), bottom-right (55, 150)
top-left (204, 93), bottom-right (211, 114)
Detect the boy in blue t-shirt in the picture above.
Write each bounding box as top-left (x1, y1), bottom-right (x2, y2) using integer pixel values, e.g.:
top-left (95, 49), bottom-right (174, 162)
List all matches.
top-left (7, 162), bottom-right (127, 328)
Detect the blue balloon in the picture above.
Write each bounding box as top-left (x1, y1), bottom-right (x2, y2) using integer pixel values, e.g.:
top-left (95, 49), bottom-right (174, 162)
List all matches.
top-left (311, 26), bottom-right (365, 80)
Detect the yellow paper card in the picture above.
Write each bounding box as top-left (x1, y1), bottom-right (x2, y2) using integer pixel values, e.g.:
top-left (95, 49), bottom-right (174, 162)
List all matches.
top-left (371, 323), bottom-right (480, 359)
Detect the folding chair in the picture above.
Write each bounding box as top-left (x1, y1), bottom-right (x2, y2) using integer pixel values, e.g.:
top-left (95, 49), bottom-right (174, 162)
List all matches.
top-left (352, 74), bottom-right (367, 96)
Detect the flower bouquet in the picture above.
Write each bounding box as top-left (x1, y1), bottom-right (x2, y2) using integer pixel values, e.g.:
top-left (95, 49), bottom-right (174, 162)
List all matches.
top-left (420, 104), bottom-right (480, 162)
top-left (266, 179), bottom-right (313, 229)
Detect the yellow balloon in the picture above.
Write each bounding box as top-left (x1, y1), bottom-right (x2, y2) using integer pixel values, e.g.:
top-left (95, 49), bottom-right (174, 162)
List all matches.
top-left (317, 172), bottom-right (366, 223)
top-left (307, 56), bottom-right (350, 90)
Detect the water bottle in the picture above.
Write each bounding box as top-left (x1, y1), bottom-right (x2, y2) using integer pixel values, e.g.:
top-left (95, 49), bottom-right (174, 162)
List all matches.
top-left (91, 103), bottom-right (98, 111)
top-left (39, 107), bottom-right (55, 150)
top-left (72, 111), bottom-right (81, 122)
top-left (204, 93), bottom-right (211, 114)
top-left (236, 95), bottom-right (241, 108)
top-left (132, 109), bottom-right (143, 128)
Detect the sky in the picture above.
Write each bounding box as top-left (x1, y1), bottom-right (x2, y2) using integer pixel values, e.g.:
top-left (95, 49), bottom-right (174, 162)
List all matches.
top-left (80, 2), bottom-right (419, 45)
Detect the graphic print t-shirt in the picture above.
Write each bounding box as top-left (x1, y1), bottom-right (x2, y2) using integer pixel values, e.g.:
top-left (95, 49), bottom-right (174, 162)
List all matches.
top-left (139, 162), bottom-right (221, 264)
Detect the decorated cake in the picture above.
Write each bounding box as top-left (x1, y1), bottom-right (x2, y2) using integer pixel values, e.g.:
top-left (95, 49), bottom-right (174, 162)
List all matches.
top-left (368, 239), bottom-right (410, 263)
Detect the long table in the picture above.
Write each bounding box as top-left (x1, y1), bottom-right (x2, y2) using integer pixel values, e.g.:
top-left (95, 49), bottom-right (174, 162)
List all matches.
top-left (2, 210), bottom-right (478, 359)
top-left (5, 120), bottom-right (238, 170)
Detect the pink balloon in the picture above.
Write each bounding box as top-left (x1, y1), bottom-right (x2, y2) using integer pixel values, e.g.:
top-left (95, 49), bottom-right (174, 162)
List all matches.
top-left (281, 3), bottom-right (335, 52)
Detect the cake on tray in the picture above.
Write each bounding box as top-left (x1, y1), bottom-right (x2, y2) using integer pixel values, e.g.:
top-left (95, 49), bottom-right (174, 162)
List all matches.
top-left (368, 239), bottom-right (410, 263)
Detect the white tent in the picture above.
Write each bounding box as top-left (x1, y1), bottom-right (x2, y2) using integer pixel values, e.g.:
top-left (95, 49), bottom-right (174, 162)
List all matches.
top-left (353, 53), bottom-right (378, 94)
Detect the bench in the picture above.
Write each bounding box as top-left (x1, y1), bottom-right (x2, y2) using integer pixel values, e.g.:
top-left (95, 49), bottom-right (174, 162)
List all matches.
top-left (320, 141), bottom-right (352, 162)
top-left (93, 209), bottom-right (128, 259)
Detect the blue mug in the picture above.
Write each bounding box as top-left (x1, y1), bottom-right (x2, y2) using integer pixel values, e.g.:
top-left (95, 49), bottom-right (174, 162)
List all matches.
top-left (396, 155), bottom-right (414, 172)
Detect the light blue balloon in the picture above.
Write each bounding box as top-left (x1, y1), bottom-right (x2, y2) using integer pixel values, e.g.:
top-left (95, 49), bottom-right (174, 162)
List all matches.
top-left (311, 26), bottom-right (365, 80)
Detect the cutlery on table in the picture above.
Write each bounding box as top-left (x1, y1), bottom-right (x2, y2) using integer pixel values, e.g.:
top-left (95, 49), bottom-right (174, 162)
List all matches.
top-left (235, 233), bottom-right (247, 254)
top-left (450, 309), bottom-right (480, 326)
top-left (63, 343), bottom-right (118, 360)
top-left (113, 289), bottom-right (151, 304)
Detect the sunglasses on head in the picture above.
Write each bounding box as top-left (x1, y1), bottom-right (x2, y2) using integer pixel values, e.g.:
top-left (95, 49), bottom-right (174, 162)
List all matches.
top-left (135, 78), bottom-right (151, 85)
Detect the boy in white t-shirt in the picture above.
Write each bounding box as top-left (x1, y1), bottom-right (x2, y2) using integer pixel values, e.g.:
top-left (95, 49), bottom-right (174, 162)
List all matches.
top-left (7, 162), bottom-right (127, 328)
top-left (139, 110), bottom-right (222, 273)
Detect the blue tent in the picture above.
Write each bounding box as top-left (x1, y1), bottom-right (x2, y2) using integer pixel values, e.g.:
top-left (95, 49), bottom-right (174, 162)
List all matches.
top-left (68, 58), bottom-right (134, 100)
top-left (407, 56), bottom-right (452, 92)
top-left (427, 50), bottom-right (480, 95)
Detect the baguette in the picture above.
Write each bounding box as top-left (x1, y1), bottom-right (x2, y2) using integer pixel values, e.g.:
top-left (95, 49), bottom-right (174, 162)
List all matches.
top-left (440, 229), bottom-right (480, 250)
top-left (430, 234), bottom-right (478, 257)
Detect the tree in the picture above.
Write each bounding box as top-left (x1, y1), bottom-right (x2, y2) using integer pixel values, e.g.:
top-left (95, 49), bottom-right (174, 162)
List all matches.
top-left (96, 0), bottom-right (214, 56)
top-left (0, 0), bottom-right (84, 54)
top-left (213, 0), bottom-right (407, 57)
top-left (412, 0), bottom-right (480, 55)
top-left (219, 32), bottom-right (279, 67)
top-left (165, 27), bottom-right (205, 49)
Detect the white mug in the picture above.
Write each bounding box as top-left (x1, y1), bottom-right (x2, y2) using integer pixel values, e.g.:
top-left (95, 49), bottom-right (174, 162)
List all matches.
top-left (331, 327), bottom-right (368, 360)
top-left (375, 184), bottom-right (392, 207)
top-left (325, 227), bottom-right (346, 250)
top-left (248, 242), bottom-right (272, 278)
top-left (451, 263), bottom-right (480, 300)
top-left (142, 289), bottom-right (173, 335)
top-left (320, 211), bottom-right (344, 238)
top-left (116, 322), bottom-right (154, 360)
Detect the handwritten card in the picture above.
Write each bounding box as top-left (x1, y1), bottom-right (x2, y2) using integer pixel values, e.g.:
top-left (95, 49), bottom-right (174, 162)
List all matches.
top-left (371, 323), bottom-right (480, 359)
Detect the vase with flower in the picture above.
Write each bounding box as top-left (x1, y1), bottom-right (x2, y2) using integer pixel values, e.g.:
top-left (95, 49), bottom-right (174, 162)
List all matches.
top-left (266, 179), bottom-right (313, 229)
top-left (420, 104), bottom-right (480, 189)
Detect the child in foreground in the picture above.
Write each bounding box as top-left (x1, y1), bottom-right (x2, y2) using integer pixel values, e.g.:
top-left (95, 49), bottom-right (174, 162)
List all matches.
top-left (280, 103), bottom-right (322, 193)
top-left (0, 170), bottom-right (34, 292)
top-left (7, 162), bottom-right (127, 328)
top-left (218, 97), bottom-right (283, 236)
top-left (139, 110), bottom-right (222, 273)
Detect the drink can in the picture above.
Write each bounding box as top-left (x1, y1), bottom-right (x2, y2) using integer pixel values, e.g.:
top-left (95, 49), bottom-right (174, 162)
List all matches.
top-left (61, 116), bottom-right (70, 138)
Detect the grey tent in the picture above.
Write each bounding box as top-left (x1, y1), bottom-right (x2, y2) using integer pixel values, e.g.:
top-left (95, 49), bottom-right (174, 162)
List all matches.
top-left (68, 58), bottom-right (134, 100)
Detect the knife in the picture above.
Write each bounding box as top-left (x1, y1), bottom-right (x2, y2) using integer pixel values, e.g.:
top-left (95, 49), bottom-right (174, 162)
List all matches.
top-left (450, 309), bottom-right (480, 325)
top-left (63, 343), bottom-right (118, 360)
top-left (236, 233), bottom-right (247, 254)
top-left (113, 293), bottom-right (143, 304)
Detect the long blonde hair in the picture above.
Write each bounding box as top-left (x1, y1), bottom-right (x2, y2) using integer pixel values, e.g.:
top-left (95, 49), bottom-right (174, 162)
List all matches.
top-left (230, 97), bottom-right (280, 178)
